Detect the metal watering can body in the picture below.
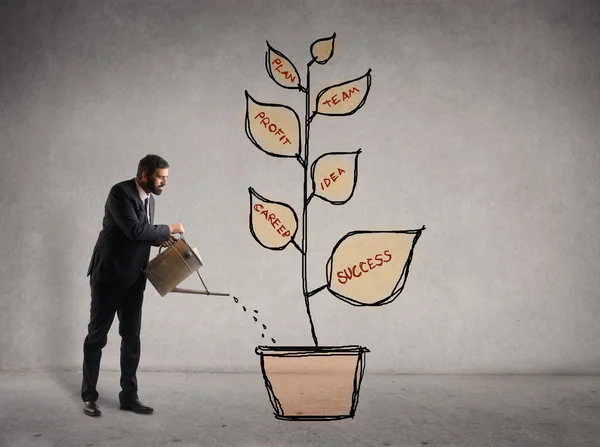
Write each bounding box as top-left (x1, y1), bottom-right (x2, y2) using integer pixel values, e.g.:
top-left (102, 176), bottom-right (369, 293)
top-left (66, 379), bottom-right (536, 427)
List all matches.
top-left (143, 237), bottom-right (228, 297)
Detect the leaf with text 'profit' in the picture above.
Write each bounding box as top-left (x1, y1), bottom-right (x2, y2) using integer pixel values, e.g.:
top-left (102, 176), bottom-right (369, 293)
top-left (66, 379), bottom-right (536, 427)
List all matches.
top-left (245, 92), bottom-right (301, 158)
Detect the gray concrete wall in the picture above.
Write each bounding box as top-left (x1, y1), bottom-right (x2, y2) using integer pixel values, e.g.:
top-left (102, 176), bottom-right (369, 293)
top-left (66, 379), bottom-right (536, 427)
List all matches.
top-left (1, 0), bottom-right (599, 374)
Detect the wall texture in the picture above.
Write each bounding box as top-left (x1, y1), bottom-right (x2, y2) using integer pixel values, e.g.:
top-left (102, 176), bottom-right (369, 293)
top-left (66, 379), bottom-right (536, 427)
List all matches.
top-left (1, 0), bottom-right (599, 374)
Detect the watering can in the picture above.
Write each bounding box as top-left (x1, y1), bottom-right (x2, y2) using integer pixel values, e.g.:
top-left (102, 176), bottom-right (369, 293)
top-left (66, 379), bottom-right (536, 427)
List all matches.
top-left (143, 235), bottom-right (229, 297)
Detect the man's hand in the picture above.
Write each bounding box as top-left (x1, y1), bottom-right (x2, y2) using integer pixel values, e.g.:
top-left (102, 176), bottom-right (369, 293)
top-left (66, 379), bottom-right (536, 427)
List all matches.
top-left (168, 222), bottom-right (185, 235)
top-left (160, 235), bottom-right (179, 247)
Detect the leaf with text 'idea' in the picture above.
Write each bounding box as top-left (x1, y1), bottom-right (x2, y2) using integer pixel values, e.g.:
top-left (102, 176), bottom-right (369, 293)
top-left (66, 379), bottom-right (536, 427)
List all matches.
top-left (265, 42), bottom-right (302, 90)
top-left (315, 69), bottom-right (372, 117)
top-left (249, 187), bottom-right (299, 251)
top-left (310, 33), bottom-right (336, 65)
top-left (325, 228), bottom-right (425, 306)
top-left (310, 149), bottom-right (361, 205)
top-left (245, 92), bottom-right (301, 158)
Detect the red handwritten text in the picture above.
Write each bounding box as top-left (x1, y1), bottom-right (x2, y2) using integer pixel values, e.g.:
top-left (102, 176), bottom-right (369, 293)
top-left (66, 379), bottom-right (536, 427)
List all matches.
top-left (271, 58), bottom-right (297, 83)
top-left (253, 203), bottom-right (291, 238)
top-left (321, 87), bottom-right (360, 109)
top-left (253, 111), bottom-right (292, 146)
top-left (320, 168), bottom-right (346, 191)
top-left (336, 250), bottom-right (392, 285)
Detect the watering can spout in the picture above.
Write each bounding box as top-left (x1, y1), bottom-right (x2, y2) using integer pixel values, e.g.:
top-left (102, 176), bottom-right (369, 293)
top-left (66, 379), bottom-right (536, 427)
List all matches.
top-left (170, 287), bottom-right (230, 297)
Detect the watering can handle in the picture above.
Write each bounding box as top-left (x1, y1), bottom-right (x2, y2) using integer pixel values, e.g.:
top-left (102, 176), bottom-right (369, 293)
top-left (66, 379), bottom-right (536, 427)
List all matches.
top-left (158, 233), bottom-right (185, 254)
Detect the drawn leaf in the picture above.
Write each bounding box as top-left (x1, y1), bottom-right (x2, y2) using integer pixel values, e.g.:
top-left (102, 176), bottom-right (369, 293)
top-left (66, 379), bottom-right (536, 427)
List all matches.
top-left (310, 149), bottom-right (361, 205)
top-left (265, 42), bottom-right (302, 90)
top-left (249, 187), bottom-right (299, 251)
top-left (245, 91), bottom-right (301, 158)
top-left (310, 33), bottom-right (336, 65)
top-left (315, 69), bottom-right (372, 116)
top-left (325, 227), bottom-right (425, 306)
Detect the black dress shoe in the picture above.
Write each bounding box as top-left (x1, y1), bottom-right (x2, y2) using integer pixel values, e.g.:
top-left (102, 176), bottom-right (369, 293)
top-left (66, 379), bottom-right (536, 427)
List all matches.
top-left (83, 401), bottom-right (101, 417)
top-left (119, 398), bottom-right (154, 414)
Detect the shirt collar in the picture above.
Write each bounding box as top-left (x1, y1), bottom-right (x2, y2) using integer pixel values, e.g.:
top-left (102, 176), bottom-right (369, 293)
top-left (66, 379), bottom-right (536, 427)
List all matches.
top-left (135, 178), bottom-right (151, 203)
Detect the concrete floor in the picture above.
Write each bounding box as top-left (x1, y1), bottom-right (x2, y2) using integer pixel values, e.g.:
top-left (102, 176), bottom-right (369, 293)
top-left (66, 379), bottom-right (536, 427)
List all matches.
top-left (0, 371), bottom-right (599, 447)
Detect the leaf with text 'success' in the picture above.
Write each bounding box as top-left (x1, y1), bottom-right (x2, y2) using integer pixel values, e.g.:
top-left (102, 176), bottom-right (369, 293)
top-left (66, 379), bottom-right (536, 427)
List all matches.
top-left (245, 92), bottom-right (301, 158)
top-left (310, 33), bottom-right (336, 65)
top-left (265, 42), bottom-right (302, 90)
top-left (315, 69), bottom-right (372, 116)
top-left (325, 227), bottom-right (425, 306)
top-left (249, 187), bottom-right (299, 251)
top-left (311, 149), bottom-right (361, 205)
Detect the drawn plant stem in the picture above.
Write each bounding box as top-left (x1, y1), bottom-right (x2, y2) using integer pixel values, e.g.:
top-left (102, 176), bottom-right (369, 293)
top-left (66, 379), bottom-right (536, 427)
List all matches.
top-left (245, 33), bottom-right (425, 350)
top-left (302, 58), bottom-right (318, 346)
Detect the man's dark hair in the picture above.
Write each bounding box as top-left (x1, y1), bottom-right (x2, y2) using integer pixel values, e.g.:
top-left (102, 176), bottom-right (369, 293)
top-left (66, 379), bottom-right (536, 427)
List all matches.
top-left (136, 154), bottom-right (169, 180)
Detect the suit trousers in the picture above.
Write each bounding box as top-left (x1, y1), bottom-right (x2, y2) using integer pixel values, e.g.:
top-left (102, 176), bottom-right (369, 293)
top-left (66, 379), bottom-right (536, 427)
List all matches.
top-left (81, 274), bottom-right (146, 402)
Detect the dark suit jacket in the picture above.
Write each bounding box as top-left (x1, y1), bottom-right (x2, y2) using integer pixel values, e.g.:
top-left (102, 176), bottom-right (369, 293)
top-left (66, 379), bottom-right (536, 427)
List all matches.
top-left (87, 178), bottom-right (171, 289)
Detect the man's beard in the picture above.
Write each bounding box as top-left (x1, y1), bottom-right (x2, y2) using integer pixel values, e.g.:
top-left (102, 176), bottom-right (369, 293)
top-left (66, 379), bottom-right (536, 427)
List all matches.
top-left (149, 184), bottom-right (164, 195)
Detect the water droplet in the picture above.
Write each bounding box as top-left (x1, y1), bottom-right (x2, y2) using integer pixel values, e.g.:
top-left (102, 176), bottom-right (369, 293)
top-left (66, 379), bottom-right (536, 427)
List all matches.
top-left (253, 316), bottom-right (258, 322)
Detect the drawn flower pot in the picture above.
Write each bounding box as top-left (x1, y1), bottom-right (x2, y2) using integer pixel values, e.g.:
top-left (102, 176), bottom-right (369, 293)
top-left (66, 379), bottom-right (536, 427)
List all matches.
top-left (256, 345), bottom-right (370, 421)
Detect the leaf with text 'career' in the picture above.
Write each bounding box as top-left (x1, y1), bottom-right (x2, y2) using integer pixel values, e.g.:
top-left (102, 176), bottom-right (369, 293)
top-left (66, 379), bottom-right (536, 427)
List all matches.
top-left (310, 33), bottom-right (336, 65)
top-left (245, 92), bottom-right (301, 158)
top-left (325, 228), bottom-right (425, 306)
top-left (249, 187), bottom-right (299, 251)
top-left (315, 69), bottom-right (372, 116)
top-left (310, 149), bottom-right (361, 205)
top-left (265, 42), bottom-right (302, 90)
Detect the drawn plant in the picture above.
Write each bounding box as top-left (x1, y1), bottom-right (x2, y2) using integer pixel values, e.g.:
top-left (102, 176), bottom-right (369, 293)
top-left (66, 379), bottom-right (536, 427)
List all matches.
top-left (243, 33), bottom-right (425, 421)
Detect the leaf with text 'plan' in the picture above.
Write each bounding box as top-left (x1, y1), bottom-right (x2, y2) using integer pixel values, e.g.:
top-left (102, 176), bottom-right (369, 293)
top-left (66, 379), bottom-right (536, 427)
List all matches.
top-left (265, 42), bottom-right (302, 90)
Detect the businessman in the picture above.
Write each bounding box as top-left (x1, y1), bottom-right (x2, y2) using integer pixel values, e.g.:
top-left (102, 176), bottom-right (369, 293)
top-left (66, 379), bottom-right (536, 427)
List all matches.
top-left (81, 154), bottom-right (183, 417)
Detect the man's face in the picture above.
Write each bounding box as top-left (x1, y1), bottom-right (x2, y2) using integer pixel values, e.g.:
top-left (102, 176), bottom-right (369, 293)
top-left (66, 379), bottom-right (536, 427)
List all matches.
top-left (143, 168), bottom-right (168, 195)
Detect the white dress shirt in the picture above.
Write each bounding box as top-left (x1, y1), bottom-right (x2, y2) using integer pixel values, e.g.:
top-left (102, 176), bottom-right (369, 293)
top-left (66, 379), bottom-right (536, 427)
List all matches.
top-left (135, 178), bottom-right (151, 223)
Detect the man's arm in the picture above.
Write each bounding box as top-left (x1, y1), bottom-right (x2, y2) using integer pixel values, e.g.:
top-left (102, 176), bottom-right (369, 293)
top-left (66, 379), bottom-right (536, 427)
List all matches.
top-left (106, 183), bottom-right (172, 242)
